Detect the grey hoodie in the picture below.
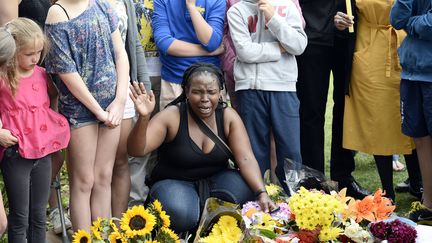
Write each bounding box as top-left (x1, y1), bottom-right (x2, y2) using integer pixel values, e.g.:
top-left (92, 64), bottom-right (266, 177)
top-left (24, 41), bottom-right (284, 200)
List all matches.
top-left (227, 0), bottom-right (307, 91)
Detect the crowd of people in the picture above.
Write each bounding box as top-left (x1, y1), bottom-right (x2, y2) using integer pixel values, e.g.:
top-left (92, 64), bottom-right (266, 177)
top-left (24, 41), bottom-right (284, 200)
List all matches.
top-left (0, 0), bottom-right (431, 241)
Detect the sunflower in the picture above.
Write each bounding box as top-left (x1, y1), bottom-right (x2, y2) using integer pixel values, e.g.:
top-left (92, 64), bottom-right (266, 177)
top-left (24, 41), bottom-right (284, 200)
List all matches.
top-left (120, 205), bottom-right (156, 238)
top-left (152, 200), bottom-right (163, 213)
top-left (159, 211), bottom-right (171, 228)
top-left (108, 231), bottom-right (127, 243)
top-left (151, 200), bottom-right (171, 228)
top-left (72, 229), bottom-right (92, 243)
top-left (90, 217), bottom-right (103, 240)
top-left (110, 219), bottom-right (119, 233)
top-left (155, 227), bottom-right (180, 243)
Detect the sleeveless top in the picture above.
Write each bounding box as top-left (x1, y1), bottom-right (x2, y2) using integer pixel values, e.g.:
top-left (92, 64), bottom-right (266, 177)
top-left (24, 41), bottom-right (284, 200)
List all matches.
top-left (0, 66), bottom-right (70, 160)
top-left (151, 102), bottom-right (229, 182)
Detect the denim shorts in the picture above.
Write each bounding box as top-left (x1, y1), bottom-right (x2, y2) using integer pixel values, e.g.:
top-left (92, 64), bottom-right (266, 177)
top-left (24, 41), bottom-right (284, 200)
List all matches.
top-left (67, 117), bottom-right (105, 130)
top-left (400, 79), bottom-right (432, 137)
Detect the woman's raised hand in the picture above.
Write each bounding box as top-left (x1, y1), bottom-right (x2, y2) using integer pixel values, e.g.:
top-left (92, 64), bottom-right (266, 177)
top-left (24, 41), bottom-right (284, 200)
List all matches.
top-left (129, 82), bottom-right (155, 117)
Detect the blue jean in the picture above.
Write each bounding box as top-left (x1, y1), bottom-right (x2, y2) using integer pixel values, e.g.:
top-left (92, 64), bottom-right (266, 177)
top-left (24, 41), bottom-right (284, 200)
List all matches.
top-left (1, 147), bottom-right (51, 243)
top-left (236, 90), bottom-right (302, 193)
top-left (148, 169), bottom-right (253, 233)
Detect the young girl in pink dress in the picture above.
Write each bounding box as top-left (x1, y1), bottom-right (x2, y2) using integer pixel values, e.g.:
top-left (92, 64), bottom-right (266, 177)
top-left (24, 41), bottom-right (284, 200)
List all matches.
top-left (0, 18), bottom-right (70, 242)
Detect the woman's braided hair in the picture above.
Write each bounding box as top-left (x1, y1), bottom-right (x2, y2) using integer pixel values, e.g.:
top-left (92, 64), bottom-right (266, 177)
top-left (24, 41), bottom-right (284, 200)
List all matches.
top-left (166, 62), bottom-right (226, 107)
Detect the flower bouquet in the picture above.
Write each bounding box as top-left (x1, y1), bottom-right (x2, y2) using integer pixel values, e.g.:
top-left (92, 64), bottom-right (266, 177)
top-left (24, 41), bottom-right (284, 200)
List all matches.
top-left (238, 183), bottom-right (404, 243)
top-left (369, 218), bottom-right (417, 243)
top-left (72, 200), bottom-right (179, 243)
top-left (194, 197), bottom-right (245, 243)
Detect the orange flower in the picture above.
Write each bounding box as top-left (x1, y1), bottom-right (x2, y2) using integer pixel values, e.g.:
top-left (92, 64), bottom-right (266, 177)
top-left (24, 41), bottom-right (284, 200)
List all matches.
top-left (375, 203), bottom-right (396, 221)
top-left (372, 189), bottom-right (395, 221)
top-left (349, 196), bottom-right (375, 223)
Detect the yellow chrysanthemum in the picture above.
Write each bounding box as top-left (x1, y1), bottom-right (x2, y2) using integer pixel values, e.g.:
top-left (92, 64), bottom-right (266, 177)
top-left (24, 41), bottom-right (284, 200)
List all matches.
top-left (218, 216), bottom-right (238, 229)
top-left (90, 217), bottom-right (103, 240)
top-left (265, 184), bottom-right (282, 196)
top-left (289, 187), bottom-right (345, 230)
top-left (222, 226), bottom-right (242, 242)
top-left (72, 229), bottom-right (92, 243)
top-left (318, 226), bottom-right (343, 242)
top-left (200, 235), bottom-right (224, 243)
top-left (108, 231), bottom-right (126, 243)
top-left (120, 205), bottom-right (156, 238)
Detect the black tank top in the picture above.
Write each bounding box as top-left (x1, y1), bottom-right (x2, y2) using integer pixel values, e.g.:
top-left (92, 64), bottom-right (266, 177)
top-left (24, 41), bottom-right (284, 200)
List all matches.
top-left (151, 102), bottom-right (229, 182)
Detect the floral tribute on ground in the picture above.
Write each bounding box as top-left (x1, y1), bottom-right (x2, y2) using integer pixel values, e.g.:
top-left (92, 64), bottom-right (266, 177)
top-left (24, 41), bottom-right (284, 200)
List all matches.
top-left (196, 184), bottom-right (417, 243)
top-left (71, 185), bottom-right (418, 243)
top-left (72, 200), bottom-right (179, 243)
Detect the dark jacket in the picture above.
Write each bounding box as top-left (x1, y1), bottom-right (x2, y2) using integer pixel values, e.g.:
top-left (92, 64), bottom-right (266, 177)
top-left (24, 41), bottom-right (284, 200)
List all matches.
top-left (335, 0), bottom-right (357, 93)
top-left (299, 0), bottom-right (337, 46)
top-left (390, 0), bottom-right (432, 82)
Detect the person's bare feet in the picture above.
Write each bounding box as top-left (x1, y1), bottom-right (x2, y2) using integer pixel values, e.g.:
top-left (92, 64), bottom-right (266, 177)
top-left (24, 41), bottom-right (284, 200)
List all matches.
top-left (392, 160), bottom-right (406, 172)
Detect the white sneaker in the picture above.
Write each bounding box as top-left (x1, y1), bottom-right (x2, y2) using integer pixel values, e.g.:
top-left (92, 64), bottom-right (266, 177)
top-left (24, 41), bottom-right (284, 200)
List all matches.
top-left (48, 207), bottom-right (72, 234)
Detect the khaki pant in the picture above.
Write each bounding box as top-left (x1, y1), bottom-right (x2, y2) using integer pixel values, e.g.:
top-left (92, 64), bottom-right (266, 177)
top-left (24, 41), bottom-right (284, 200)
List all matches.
top-left (159, 79), bottom-right (183, 110)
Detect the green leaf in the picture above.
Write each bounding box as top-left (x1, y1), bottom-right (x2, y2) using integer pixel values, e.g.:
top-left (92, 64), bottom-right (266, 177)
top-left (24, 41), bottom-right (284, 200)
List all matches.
top-left (259, 229), bottom-right (276, 239)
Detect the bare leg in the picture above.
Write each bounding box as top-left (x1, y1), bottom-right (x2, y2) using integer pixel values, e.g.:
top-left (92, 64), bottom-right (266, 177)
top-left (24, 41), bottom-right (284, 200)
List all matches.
top-left (67, 124), bottom-right (98, 231)
top-left (91, 125), bottom-right (121, 220)
top-left (0, 192), bottom-right (7, 235)
top-left (111, 118), bottom-right (133, 218)
top-left (413, 136), bottom-right (432, 209)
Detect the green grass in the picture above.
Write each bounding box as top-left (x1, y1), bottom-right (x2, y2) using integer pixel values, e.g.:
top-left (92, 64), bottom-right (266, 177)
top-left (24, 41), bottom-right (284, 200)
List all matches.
top-left (324, 77), bottom-right (417, 215)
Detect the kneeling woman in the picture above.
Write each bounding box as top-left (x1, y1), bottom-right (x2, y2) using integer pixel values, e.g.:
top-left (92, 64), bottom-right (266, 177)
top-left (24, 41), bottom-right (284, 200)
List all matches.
top-left (127, 62), bottom-right (275, 233)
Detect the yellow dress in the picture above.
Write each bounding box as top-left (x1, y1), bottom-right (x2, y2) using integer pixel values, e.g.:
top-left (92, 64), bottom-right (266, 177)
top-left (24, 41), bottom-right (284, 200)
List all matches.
top-left (343, 0), bottom-right (415, 155)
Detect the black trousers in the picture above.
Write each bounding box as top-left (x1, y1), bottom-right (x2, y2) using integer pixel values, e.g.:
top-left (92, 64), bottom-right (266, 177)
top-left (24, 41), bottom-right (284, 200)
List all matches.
top-left (1, 147), bottom-right (52, 243)
top-left (296, 38), bottom-right (355, 181)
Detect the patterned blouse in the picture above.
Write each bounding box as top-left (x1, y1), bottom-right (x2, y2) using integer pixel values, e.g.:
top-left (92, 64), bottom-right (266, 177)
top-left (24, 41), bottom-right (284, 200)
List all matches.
top-left (45, 0), bottom-right (119, 124)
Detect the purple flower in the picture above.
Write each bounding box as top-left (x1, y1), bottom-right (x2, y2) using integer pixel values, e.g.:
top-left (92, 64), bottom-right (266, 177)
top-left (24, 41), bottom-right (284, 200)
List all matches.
top-left (271, 202), bottom-right (291, 221)
top-left (370, 219), bottom-right (417, 243)
top-left (370, 221), bottom-right (387, 239)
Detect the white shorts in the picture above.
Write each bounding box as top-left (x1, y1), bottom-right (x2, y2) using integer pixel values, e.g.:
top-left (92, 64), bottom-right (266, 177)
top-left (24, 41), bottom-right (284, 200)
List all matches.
top-left (123, 84), bottom-right (136, 119)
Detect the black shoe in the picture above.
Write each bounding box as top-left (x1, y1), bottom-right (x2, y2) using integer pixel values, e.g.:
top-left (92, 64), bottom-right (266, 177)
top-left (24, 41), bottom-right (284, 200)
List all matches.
top-left (338, 179), bottom-right (371, 199)
top-left (395, 178), bottom-right (410, 192)
top-left (395, 178), bottom-right (423, 199)
top-left (409, 185), bottom-right (423, 199)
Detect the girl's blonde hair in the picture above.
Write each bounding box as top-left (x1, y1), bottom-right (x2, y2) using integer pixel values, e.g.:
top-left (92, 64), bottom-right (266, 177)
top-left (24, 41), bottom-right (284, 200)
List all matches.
top-left (5, 17), bottom-right (50, 94)
top-left (0, 27), bottom-right (17, 91)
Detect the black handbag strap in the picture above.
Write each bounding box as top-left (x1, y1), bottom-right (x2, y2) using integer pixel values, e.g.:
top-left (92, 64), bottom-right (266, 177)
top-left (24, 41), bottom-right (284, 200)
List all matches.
top-left (186, 103), bottom-right (235, 162)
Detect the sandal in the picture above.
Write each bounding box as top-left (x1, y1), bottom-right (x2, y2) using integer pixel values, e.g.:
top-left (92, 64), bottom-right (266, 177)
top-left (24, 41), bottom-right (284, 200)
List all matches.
top-left (393, 160), bottom-right (406, 172)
